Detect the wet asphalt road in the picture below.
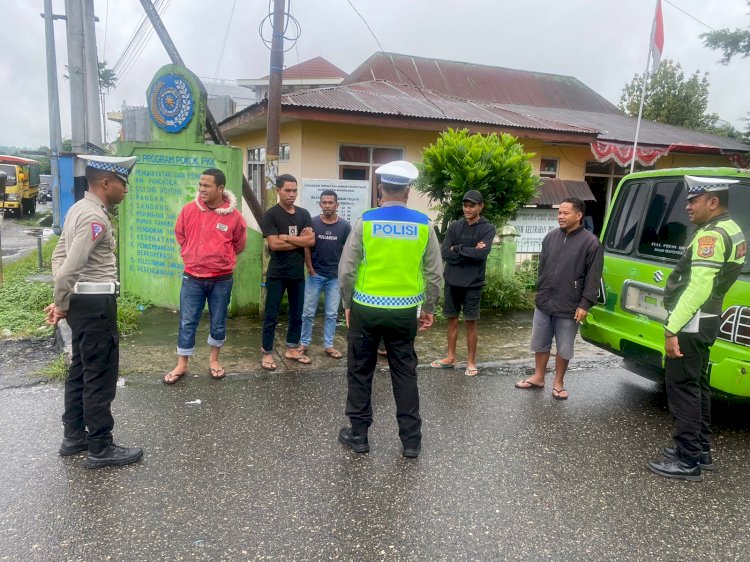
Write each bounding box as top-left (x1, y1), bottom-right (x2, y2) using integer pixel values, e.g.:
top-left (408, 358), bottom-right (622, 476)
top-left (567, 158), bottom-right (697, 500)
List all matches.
top-left (1, 347), bottom-right (749, 560)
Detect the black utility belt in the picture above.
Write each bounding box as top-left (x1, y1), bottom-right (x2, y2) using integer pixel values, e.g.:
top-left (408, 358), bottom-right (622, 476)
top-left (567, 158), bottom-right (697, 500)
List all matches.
top-left (184, 271), bottom-right (233, 282)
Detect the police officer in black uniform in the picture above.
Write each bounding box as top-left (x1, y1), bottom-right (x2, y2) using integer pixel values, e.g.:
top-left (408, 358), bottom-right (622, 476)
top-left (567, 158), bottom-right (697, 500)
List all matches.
top-left (45, 155), bottom-right (143, 469)
top-left (648, 175), bottom-right (746, 481)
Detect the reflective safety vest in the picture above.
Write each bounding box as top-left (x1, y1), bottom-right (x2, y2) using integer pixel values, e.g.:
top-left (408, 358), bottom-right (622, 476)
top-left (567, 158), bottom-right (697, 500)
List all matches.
top-left (353, 205), bottom-right (430, 309)
top-left (664, 214), bottom-right (746, 333)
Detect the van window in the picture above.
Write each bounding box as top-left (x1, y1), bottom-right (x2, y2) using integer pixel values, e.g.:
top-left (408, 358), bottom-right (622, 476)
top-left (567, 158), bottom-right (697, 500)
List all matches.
top-left (605, 181), bottom-right (649, 253)
top-left (637, 180), bottom-right (688, 260)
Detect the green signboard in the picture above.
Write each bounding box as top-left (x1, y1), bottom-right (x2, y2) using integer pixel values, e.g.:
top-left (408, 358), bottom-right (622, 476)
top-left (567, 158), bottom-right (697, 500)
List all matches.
top-left (117, 64), bottom-right (261, 314)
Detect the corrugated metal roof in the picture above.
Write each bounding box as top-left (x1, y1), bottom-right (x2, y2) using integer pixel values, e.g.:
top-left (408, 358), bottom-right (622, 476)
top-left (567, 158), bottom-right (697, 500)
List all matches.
top-left (501, 104), bottom-right (750, 152)
top-left (343, 52), bottom-right (621, 114)
top-left (261, 56), bottom-right (348, 80)
top-left (533, 178), bottom-right (596, 206)
top-left (280, 81), bottom-right (598, 134)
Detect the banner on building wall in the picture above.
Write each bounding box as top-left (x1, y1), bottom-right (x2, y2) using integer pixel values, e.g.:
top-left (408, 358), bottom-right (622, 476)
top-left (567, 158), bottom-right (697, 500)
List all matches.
top-left (509, 208), bottom-right (559, 254)
top-left (300, 179), bottom-right (371, 224)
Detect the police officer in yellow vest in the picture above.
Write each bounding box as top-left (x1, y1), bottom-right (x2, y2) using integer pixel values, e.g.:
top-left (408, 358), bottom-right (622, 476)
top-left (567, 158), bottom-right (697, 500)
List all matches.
top-left (337, 160), bottom-right (443, 458)
top-left (45, 155), bottom-right (143, 469)
top-left (649, 175), bottom-right (746, 481)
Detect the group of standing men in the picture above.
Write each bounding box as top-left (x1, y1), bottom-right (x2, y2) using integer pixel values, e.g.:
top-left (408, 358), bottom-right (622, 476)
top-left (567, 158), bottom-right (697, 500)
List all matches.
top-left (45, 155), bottom-right (744, 475)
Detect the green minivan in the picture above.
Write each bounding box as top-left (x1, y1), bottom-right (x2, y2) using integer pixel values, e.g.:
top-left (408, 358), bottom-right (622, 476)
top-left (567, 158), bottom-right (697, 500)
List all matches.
top-left (580, 167), bottom-right (750, 399)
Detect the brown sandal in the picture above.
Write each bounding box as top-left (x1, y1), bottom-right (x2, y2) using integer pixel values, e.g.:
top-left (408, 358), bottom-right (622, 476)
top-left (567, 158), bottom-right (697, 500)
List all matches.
top-left (163, 370), bottom-right (188, 385)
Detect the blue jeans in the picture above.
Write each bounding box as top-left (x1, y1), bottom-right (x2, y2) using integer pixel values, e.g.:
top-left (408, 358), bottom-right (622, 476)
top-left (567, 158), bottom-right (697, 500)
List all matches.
top-left (177, 275), bottom-right (234, 356)
top-left (300, 274), bottom-right (340, 349)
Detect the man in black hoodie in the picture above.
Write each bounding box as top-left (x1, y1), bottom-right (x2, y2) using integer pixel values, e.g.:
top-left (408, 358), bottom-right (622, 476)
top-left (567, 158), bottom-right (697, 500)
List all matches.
top-left (431, 190), bottom-right (496, 376)
top-left (515, 197), bottom-right (603, 399)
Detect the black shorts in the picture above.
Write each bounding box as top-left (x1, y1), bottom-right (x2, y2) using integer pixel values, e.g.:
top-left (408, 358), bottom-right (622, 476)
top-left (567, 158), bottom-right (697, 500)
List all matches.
top-left (443, 284), bottom-right (482, 320)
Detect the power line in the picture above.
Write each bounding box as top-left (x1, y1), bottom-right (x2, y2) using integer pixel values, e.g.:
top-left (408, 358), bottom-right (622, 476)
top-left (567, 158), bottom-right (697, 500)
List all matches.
top-left (344, 0), bottom-right (449, 120)
top-left (663, 0), bottom-right (716, 32)
top-left (210, 0), bottom-right (238, 96)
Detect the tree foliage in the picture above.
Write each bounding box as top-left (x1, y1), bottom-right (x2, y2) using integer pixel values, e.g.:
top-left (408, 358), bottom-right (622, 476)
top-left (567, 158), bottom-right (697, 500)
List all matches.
top-left (619, 59), bottom-right (714, 130)
top-left (415, 128), bottom-right (538, 236)
top-left (97, 60), bottom-right (117, 94)
top-left (701, 0), bottom-right (750, 64)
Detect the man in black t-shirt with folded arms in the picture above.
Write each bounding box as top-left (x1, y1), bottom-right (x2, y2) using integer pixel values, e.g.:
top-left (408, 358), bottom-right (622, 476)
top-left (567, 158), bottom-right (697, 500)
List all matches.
top-left (261, 174), bottom-right (315, 370)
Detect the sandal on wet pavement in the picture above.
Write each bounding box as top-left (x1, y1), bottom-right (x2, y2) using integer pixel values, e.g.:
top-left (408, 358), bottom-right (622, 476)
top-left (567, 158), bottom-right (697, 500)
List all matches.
top-left (325, 349), bottom-right (343, 359)
top-left (464, 367), bottom-right (479, 376)
top-left (209, 366), bottom-right (226, 379)
top-left (261, 359), bottom-right (277, 371)
top-left (285, 351), bottom-right (311, 364)
top-left (163, 370), bottom-right (188, 385)
top-left (430, 359), bottom-right (456, 369)
top-left (552, 387), bottom-right (569, 400)
top-left (515, 379), bottom-right (544, 389)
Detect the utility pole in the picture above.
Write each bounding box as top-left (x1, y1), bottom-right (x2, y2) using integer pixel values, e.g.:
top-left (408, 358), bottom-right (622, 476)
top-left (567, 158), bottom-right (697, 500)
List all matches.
top-left (258, 0), bottom-right (286, 315)
top-left (64, 0), bottom-right (86, 154)
top-left (82, 0), bottom-right (103, 148)
top-left (137, 0), bottom-right (264, 224)
top-left (43, 0), bottom-right (64, 234)
top-left (263, 0), bottom-right (285, 209)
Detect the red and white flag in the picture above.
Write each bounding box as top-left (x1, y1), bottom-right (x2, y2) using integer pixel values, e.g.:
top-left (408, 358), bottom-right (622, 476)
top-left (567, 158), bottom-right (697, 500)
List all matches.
top-left (650, 0), bottom-right (665, 71)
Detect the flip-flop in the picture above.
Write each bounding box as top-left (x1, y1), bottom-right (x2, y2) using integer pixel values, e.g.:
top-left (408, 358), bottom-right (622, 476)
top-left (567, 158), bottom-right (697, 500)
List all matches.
top-left (285, 352), bottom-right (312, 364)
top-left (552, 387), bottom-right (569, 400)
top-left (377, 348), bottom-right (387, 356)
top-left (209, 366), bottom-right (226, 379)
top-left (430, 359), bottom-right (456, 369)
top-left (465, 367), bottom-right (479, 377)
top-left (261, 359), bottom-right (277, 371)
top-left (163, 370), bottom-right (188, 385)
top-left (515, 378), bottom-right (544, 389)
top-left (325, 349), bottom-right (343, 359)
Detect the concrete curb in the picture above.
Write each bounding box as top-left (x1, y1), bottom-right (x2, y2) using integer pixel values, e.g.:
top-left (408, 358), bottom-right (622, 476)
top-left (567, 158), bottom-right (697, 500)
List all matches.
top-left (54, 319), bottom-right (72, 365)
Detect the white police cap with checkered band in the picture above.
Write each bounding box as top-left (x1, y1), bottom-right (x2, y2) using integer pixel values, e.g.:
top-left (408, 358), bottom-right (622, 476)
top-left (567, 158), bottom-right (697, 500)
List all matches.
top-left (375, 160), bottom-right (418, 186)
top-left (684, 175), bottom-right (738, 200)
top-left (78, 155), bottom-right (137, 183)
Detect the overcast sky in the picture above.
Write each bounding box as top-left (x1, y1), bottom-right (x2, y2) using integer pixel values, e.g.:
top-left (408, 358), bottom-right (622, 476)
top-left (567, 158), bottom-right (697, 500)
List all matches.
top-left (2, 0), bottom-right (749, 148)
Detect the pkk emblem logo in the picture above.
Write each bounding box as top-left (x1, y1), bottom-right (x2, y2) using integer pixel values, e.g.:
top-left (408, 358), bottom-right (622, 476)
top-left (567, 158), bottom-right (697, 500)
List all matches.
top-left (148, 73), bottom-right (194, 133)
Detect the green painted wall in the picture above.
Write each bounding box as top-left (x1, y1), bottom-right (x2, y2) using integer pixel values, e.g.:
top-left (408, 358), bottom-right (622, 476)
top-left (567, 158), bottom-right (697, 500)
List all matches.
top-left (116, 64), bottom-right (261, 315)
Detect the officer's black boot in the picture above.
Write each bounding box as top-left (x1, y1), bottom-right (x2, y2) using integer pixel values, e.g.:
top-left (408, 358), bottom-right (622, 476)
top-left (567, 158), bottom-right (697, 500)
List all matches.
top-left (85, 438), bottom-right (143, 469)
top-left (662, 446), bottom-right (715, 470)
top-left (338, 427), bottom-right (369, 453)
top-left (59, 423), bottom-right (88, 456)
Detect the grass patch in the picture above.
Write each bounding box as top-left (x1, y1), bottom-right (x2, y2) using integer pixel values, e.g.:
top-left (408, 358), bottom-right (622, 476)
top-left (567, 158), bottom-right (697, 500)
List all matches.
top-left (16, 210), bottom-right (52, 227)
top-left (0, 237), bottom-right (56, 338)
top-left (39, 353), bottom-right (68, 381)
top-left (0, 235), bottom-right (150, 339)
top-left (481, 260), bottom-right (536, 313)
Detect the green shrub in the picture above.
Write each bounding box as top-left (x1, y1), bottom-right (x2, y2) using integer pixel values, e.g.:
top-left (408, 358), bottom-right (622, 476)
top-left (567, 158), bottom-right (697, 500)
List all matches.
top-left (117, 292), bottom-right (150, 335)
top-left (481, 266), bottom-right (535, 312)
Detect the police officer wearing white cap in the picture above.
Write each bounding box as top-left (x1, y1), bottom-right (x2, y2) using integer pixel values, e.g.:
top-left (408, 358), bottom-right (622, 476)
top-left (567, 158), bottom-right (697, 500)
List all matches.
top-left (337, 160), bottom-right (443, 458)
top-left (45, 155), bottom-right (143, 468)
top-left (648, 175), bottom-right (745, 481)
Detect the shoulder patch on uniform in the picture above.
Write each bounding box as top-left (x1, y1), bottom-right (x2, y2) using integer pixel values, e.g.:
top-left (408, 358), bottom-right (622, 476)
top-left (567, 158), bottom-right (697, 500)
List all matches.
top-left (736, 240), bottom-right (747, 260)
top-left (697, 235), bottom-right (717, 258)
top-left (91, 222), bottom-right (105, 241)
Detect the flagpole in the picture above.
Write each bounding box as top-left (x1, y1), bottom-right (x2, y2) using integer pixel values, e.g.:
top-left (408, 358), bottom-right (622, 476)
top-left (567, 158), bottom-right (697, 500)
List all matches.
top-left (631, 0), bottom-right (662, 174)
top-left (629, 48), bottom-right (652, 174)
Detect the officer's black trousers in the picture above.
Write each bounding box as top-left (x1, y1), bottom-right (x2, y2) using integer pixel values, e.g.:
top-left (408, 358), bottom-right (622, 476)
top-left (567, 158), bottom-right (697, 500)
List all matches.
top-left (63, 294), bottom-right (119, 444)
top-left (665, 316), bottom-right (720, 463)
top-left (345, 303), bottom-right (421, 449)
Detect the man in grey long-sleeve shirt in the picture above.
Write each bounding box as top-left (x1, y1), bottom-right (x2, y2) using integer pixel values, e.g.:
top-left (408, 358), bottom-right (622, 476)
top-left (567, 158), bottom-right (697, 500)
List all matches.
top-left (515, 197), bottom-right (603, 400)
top-left (337, 160), bottom-right (443, 459)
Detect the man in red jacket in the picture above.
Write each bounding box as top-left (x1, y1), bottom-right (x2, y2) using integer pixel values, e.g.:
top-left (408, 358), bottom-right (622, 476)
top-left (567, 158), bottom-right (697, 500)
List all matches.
top-left (163, 168), bottom-right (247, 384)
